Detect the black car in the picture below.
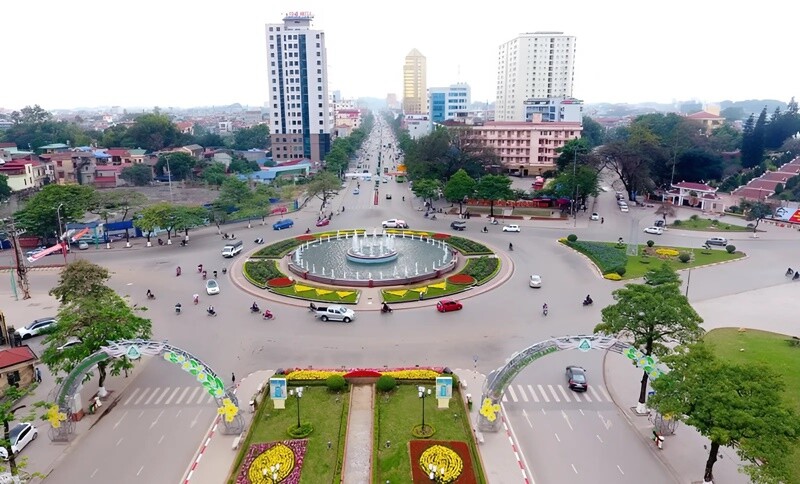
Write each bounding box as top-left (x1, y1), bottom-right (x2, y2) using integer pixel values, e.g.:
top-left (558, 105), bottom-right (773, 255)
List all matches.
top-left (385, 193), bottom-right (392, 200)
top-left (565, 366), bottom-right (587, 392)
top-left (450, 221), bottom-right (466, 231)
top-left (654, 220), bottom-right (665, 228)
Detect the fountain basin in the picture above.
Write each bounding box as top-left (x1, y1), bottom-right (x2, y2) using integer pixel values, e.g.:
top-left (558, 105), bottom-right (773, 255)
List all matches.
top-left (346, 249), bottom-right (399, 264)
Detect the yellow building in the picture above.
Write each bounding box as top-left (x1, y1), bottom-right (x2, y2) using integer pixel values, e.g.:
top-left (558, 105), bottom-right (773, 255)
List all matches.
top-left (403, 49), bottom-right (427, 115)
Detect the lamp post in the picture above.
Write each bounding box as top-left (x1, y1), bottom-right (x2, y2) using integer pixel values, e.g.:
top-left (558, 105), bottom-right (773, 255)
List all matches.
top-left (56, 203), bottom-right (67, 262)
top-left (418, 385), bottom-right (431, 433)
top-left (289, 387), bottom-right (304, 429)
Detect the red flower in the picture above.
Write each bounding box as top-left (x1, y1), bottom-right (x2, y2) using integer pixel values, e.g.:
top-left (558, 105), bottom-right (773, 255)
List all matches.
top-left (432, 233), bottom-right (451, 240)
top-left (295, 234), bottom-right (316, 241)
top-left (447, 274), bottom-right (476, 285)
top-left (267, 277), bottom-right (294, 288)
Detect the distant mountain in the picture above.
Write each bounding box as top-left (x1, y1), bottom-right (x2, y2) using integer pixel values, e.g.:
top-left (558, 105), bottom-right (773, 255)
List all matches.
top-left (586, 99), bottom-right (791, 118)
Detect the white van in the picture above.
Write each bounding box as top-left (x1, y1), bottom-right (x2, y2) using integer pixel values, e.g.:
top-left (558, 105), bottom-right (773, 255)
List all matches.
top-left (221, 240), bottom-right (243, 258)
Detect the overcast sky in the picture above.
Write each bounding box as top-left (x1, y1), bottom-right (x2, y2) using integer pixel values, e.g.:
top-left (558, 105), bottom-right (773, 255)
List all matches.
top-left (2, 0), bottom-right (795, 110)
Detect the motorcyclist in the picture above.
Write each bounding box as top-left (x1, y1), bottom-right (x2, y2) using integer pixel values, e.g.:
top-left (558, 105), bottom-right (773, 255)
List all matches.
top-left (262, 309), bottom-right (273, 319)
top-left (382, 302), bottom-right (392, 313)
top-left (207, 306), bottom-right (216, 316)
top-left (508, 242), bottom-right (513, 251)
top-left (583, 295), bottom-right (593, 305)
top-left (175, 303), bottom-right (182, 314)
top-left (146, 289), bottom-right (154, 299)
top-left (482, 226), bottom-right (488, 233)
top-left (542, 303), bottom-right (548, 315)
top-left (176, 266), bottom-right (182, 277)
top-left (251, 302), bottom-right (260, 313)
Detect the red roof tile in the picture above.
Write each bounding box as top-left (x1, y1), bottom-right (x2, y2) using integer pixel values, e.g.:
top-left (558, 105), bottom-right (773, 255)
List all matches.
top-left (672, 181), bottom-right (715, 192)
top-left (686, 111), bottom-right (724, 120)
top-left (760, 172), bottom-right (795, 181)
top-left (0, 345), bottom-right (37, 369)
top-left (747, 180), bottom-right (780, 190)
top-left (732, 187), bottom-right (773, 199)
top-left (106, 149), bottom-right (130, 157)
top-left (0, 142), bottom-right (17, 149)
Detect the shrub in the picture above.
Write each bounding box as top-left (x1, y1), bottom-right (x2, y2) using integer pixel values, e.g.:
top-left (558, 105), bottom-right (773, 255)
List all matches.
top-left (646, 240), bottom-right (655, 247)
top-left (376, 375), bottom-right (397, 392)
top-left (711, 219), bottom-right (719, 226)
top-left (460, 256), bottom-right (500, 284)
top-left (678, 252), bottom-right (691, 263)
top-left (604, 273), bottom-right (622, 281)
top-left (325, 374), bottom-right (347, 392)
top-left (432, 233), bottom-right (451, 240)
top-left (287, 422), bottom-right (314, 438)
top-left (726, 244), bottom-right (736, 253)
top-left (411, 423), bottom-right (436, 438)
top-left (447, 274), bottom-right (476, 285)
top-left (655, 248), bottom-right (679, 257)
top-left (567, 234), bottom-right (578, 242)
top-left (615, 266), bottom-right (626, 276)
top-left (244, 260), bottom-right (284, 286)
top-left (566, 241), bottom-right (628, 274)
top-left (445, 236), bottom-right (492, 255)
top-left (690, 214), bottom-right (699, 221)
top-left (673, 219), bottom-right (683, 226)
top-left (253, 238), bottom-right (304, 258)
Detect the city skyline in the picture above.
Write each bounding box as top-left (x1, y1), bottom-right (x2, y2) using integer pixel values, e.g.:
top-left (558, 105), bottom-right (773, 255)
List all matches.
top-left (2, 0), bottom-right (794, 110)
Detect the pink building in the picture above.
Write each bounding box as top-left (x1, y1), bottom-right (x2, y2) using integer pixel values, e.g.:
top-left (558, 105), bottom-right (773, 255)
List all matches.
top-left (467, 114), bottom-right (582, 175)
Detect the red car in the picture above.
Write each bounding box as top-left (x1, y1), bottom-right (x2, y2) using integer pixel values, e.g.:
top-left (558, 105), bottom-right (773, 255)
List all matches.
top-left (436, 299), bottom-right (463, 313)
top-left (316, 218), bottom-right (330, 227)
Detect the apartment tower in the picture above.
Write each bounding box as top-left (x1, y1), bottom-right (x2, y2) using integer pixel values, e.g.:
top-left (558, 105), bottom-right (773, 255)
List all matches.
top-left (496, 32), bottom-right (576, 121)
top-left (402, 49), bottom-right (428, 114)
top-left (265, 12), bottom-right (331, 163)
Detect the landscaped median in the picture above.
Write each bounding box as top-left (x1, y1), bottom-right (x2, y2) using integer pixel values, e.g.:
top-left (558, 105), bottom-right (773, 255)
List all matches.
top-left (381, 256), bottom-right (499, 303)
top-left (244, 259), bottom-right (360, 304)
top-left (560, 234), bottom-right (744, 280)
top-left (384, 230), bottom-right (493, 255)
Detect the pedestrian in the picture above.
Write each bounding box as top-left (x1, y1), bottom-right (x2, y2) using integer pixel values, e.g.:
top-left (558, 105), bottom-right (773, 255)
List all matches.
top-left (35, 367), bottom-right (42, 383)
top-left (601, 217), bottom-right (604, 224)
top-left (419, 291), bottom-right (424, 301)
top-left (231, 372), bottom-right (236, 385)
top-left (193, 294), bottom-right (199, 305)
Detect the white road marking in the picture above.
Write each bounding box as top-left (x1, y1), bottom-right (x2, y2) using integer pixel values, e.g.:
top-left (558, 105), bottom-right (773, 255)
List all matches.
top-left (149, 410), bottom-right (164, 429)
top-left (518, 385), bottom-right (529, 402)
top-left (158, 434), bottom-right (165, 444)
top-left (134, 388), bottom-right (150, 405)
top-left (113, 412), bottom-right (128, 429)
top-left (588, 386), bottom-right (602, 402)
top-left (123, 388), bottom-right (140, 406)
top-left (176, 410), bottom-right (182, 417)
top-left (502, 394), bottom-right (508, 402)
top-left (598, 411), bottom-right (613, 430)
top-left (144, 387), bottom-right (161, 405)
top-left (573, 391), bottom-right (582, 402)
top-left (596, 434), bottom-right (603, 443)
top-left (186, 387), bottom-right (201, 405)
top-left (579, 409), bottom-right (585, 416)
top-left (137, 466), bottom-right (144, 476)
top-left (554, 433), bottom-right (560, 442)
top-left (548, 385), bottom-right (559, 402)
top-left (138, 411), bottom-right (144, 419)
top-left (175, 387), bottom-right (191, 405)
top-left (600, 386), bottom-right (612, 401)
top-left (571, 464), bottom-right (578, 474)
top-left (557, 385), bottom-right (571, 402)
top-left (116, 438), bottom-right (123, 446)
top-left (164, 387), bottom-right (180, 405)
top-left (537, 385), bottom-right (550, 402)
top-left (90, 469), bottom-right (98, 478)
top-left (527, 385), bottom-right (539, 402)
top-left (206, 394), bottom-right (215, 404)
top-left (540, 408), bottom-right (546, 415)
top-left (583, 391), bottom-right (593, 402)
top-left (617, 465), bottom-right (625, 474)
top-left (196, 389), bottom-right (208, 404)
top-left (562, 410), bottom-right (573, 431)
top-left (190, 410), bottom-right (203, 428)
top-left (523, 409), bottom-right (533, 428)
top-left (507, 385), bottom-right (518, 402)
top-left (154, 387), bottom-right (171, 405)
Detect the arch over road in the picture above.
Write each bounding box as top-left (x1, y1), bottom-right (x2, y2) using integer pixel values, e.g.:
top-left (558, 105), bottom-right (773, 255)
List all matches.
top-left (49, 339), bottom-right (243, 441)
top-left (477, 334), bottom-right (666, 432)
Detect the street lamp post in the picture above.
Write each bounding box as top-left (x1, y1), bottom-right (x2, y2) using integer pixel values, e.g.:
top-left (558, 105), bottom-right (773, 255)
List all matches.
top-left (56, 203), bottom-right (67, 263)
top-left (290, 387), bottom-right (304, 429)
top-left (418, 386), bottom-right (431, 432)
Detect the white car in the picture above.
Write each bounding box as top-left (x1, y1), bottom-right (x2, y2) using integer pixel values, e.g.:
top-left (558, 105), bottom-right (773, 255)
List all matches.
top-left (0, 423), bottom-right (38, 460)
top-left (57, 337), bottom-right (82, 351)
top-left (353, 188), bottom-right (360, 195)
top-left (382, 219), bottom-right (409, 229)
top-left (502, 224), bottom-right (521, 233)
top-left (590, 212), bottom-right (600, 221)
top-left (529, 275), bottom-right (542, 288)
top-left (15, 317), bottom-right (57, 340)
top-left (643, 226), bottom-right (664, 235)
top-left (78, 241), bottom-right (89, 250)
top-left (205, 279), bottom-right (220, 295)
top-left (620, 205), bottom-right (629, 213)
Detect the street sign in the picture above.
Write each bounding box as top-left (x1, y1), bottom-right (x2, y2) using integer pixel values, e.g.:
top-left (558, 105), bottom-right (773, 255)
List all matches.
top-left (577, 338), bottom-right (592, 352)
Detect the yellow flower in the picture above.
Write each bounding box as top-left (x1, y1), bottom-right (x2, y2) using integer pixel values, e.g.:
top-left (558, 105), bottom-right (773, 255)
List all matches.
top-left (384, 289), bottom-right (408, 297)
top-left (480, 398), bottom-right (501, 422)
top-left (655, 248), bottom-right (679, 257)
top-left (419, 445), bottom-right (464, 483)
top-left (248, 443), bottom-right (295, 483)
top-left (428, 282), bottom-right (447, 290)
top-left (315, 289), bottom-right (332, 296)
top-left (285, 370), bottom-right (346, 380)
top-left (46, 404), bottom-right (67, 429)
top-left (294, 284), bottom-right (313, 293)
top-left (217, 398), bottom-right (239, 423)
top-left (383, 369), bottom-right (440, 380)
top-left (604, 273), bottom-right (622, 280)
top-left (336, 291), bottom-right (354, 298)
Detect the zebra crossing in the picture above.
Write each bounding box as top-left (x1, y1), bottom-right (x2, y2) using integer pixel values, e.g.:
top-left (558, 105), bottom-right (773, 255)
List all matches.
top-left (501, 383), bottom-right (612, 404)
top-left (121, 386), bottom-right (217, 407)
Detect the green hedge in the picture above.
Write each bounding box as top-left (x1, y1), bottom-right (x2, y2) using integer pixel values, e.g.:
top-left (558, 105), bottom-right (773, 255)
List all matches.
top-left (565, 240), bottom-right (628, 274)
top-left (252, 238), bottom-right (304, 258)
top-left (446, 236), bottom-right (493, 255)
top-left (460, 256), bottom-right (500, 284)
top-left (243, 260), bottom-right (284, 288)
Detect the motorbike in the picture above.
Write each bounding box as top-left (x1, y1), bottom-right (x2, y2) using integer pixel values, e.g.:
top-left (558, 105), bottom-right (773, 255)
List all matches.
top-left (508, 243), bottom-right (513, 251)
top-left (490, 219), bottom-right (499, 225)
top-left (207, 307), bottom-right (217, 317)
top-left (482, 227), bottom-right (488, 233)
top-left (175, 304), bottom-right (182, 314)
top-left (542, 306), bottom-right (549, 316)
top-left (250, 305), bottom-right (261, 313)
top-left (262, 310), bottom-right (274, 320)
top-left (381, 305), bottom-right (393, 314)
top-left (430, 214), bottom-right (437, 220)
top-left (582, 298), bottom-right (593, 306)
top-left (147, 292), bottom-right (156, 300)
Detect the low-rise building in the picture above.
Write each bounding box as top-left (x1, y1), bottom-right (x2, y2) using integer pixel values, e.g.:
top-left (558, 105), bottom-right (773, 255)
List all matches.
top-left (664, 181), bottom-right (724, 212)
top-left (524, 97), bottom-right (583, 123)
top-left (0, 157), bottom-right (53, 191)
top-left (686, 109), bottom-right (725, 133)
top-left (404, 114), bottom-right (432, 140)
top-left (0, 345), bottom-right (38, 391)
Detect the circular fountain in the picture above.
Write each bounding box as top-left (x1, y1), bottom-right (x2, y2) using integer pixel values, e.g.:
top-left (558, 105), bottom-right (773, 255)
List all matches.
top-left (289, 229), bottom-right (457, 287)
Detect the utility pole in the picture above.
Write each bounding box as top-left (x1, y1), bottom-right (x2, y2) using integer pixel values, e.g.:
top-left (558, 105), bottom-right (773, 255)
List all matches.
top-left (9, 219), bottom-right (31, 300)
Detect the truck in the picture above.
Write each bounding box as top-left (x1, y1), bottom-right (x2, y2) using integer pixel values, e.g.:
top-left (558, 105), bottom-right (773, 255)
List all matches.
top-left (221, 240), bottom-right (243, 258)
top-left (312, 305), bottom-right (356, 323)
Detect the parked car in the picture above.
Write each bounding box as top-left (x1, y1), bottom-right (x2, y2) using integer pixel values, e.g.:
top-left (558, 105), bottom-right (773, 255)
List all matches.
top-left (313, 305), bottom-right (356, 323)
top-left (565, 366), bottom-right (587, 392)
top-left (0, 423), bottom-right (38, 460)
top-left (706, 236), bottom-right (728, 246)
top-left (205, 279), bottom-right (220, 295)
top-left (450, 221), bottom-right (466, 231)
top-left (316, 218), bottom-right (330, 227)
top-left (353, 188), bottom-right (360, 195)
top-left (436, 299), bottom-right (463, 313)
top-left (502, 224), bottom-right (521, 233)
top-left (382, 219), bottom-right (409, 229)
top-left (385, 193), bottom-right (392, 200)
top-left (57, 337), bottom-right (82, 351)
top-left (78, 241), bottom-right (89, 250)
top-left (15, 317), bottom-right (57, 340)
top-left (272, 219), bottom-right (294, 230)
top-left (643, 226), bottom-right (663, 235)
top-left (529, 274), bottom-right (542, 288)
top-left (590, 212), bottom-right (600, 221)
top-left (654, 219), bottom-right (666, 228)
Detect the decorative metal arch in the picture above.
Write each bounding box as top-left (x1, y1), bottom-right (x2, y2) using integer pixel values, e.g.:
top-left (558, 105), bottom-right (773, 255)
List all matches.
top-left (477, 334), bottom-right (666, 432)
top-left (49, 339), bottom-right (244, 442)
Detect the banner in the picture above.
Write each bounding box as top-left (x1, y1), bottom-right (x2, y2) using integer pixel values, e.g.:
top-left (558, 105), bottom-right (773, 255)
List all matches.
top-left (27, 243), bottom-right (64, 263)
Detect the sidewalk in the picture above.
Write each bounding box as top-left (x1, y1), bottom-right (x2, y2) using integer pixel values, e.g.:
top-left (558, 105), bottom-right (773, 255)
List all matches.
top-left (341, 384), bottom-right (373, 483)
top-left (602, 352), bottom-right (747, 484)
top-left (183, 370), bottom-right (273, 484)
top-left (455, 368), bottom-right (530, 483)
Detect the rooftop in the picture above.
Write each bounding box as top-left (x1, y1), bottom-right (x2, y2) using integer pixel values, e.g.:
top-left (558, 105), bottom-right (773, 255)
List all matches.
top-left (0, 345), bottom-right (37, 369)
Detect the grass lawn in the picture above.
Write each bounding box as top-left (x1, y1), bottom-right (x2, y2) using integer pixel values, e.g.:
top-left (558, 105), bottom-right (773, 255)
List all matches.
top-left (704, 328), bottom-right (800, 482)
top-left (271, 283), bottom-right (360, 303)
top-left (670, 217), bottom-right (752, 232)
top-left (624, 246), bottom-right (744, 279)
top-left (381, 282), bottom-right (470, 303)
top-left (373, 385), bottom-right (485, 484)
top-left (230, 386), bottom-right (350, 484)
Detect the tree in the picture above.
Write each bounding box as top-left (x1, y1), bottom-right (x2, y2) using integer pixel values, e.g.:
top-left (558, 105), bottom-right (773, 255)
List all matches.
top-left (650, 343), bottom-right (800, 483)
top-left (10, 105), bottom-right (51, 125)
top-left (306, 171), bottom-right (341, 209)
top-left (14, 184), bottom-right (95, 239)
top-left (201, 162), bottom-right (228, 187)
top-left (555, 138), bottom-right (593, 172)
top-left (231, 124), bottom-right (270, 150)
top-left (196, 132), bottom-right (225, 148)
top-left (546, 165), bottom-right (599, 203)
top-left (171, 205), bottom-right (208, 238)
top-left (228, 155), bottom-right (260, 174)
top-left (134, 202), bottom-right (172, 243)
top-left (410, 178), bottom-right (442, 205)
top-left (155, 152), bottom-right (196, 181)
top-left (41, 265), bottom-right (151, 398)
top-left (581, 116), bottom-right (605, 147)
top-left (0, 174), bottom-right (11, 201)
top-left (443, 169), bottom-right (476, 214)
top-left (594, 283), bottom-right (703, 413)
top-left (475, 174), bottom-right (513, 217)
top-left (654, 202), bottom-right (676, 221)
top-left (124, 113), bottom-right (186, 151)
top-left (120, 164), bottom-right (153, 186)
top-left (740, 200), bottom-right (774, 233)
top-left (49, 258), bottom-right (112, 303)
top-left (643, 262), bottom-right (681, 286)
top-left (0, 386), bottom-right (39, 477)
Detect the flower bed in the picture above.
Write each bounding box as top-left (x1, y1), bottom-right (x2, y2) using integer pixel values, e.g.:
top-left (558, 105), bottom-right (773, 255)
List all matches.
top-left (654, 248), bottom-right (679, 257)
top-left (296, 234), bottom-right (315, 242)
top-left (445, 236), bottom-right (493, 256)
top-left (236, 439), bottom-right (308, 484)
top-left (267, 277), bottom-right (293, 288)
top-left (343, 369), bottom-right (382, 378)
top-left (271, 282), bottom-right (360, 304)
top-left (380, 257), bottom-right (499, 303)
top-left (252, 238), bottom-right (305, 258)
top-left (432, 233), bottom-right (451, 240)
top-left (562, 240), bottom-right (628, 274)
top-left (285, 370), bottom-right (345, 381)
top-left (244, 260), bottom-right (285, 288)
top-left (447, 274), bottom-right (476, 285)
top-left (409, 440), bottom-right (477, 484)
top-left (382, 369), bottom-right (441, 380)
top-left (459, 257), bottom-right (499, 285)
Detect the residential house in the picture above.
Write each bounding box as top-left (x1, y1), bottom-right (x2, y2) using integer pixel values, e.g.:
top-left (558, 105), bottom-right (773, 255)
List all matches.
top-left (686, 110), bottom-right (725, 133)
top-left (0, 345), bottom-right (38, 391)
top-left (175, 121), bottom-right (194, 135)
top-left (129, 148), bottom-right (148, 164)
top-left (178, 144), bottom-right (204, 159)
top-left (37, 143), bottom-right (70, 154)
top-left (664, 181), bottom-right (724, 212)
top-left (105, 148), bottom-right (134, 165)
top-left (0, 157), bottom-right (53, 192)
top-left (40, 151), bottom-right (97, 185)
top-left (212, 152), bottom-right (232, 169)
top-left (94, 164), bottom-right (124, 188)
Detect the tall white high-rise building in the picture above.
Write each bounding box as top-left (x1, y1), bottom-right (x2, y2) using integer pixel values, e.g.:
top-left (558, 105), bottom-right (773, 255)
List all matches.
top-left (496, 32), bottom-right (576, 122)
top-left (265, 12), bottom-right (331, 163)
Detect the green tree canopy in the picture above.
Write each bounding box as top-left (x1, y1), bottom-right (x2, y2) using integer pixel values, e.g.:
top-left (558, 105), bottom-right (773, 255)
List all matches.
top-left (410, 178), bottom-right (442, 204)
top-left (155, 152), bottom-right (196, 181)
top-left (581, 116), bottom-right (605, 147)
top-left (15, 184), bottom-right (95, 238)
top-left (546, 165), bottom-right (599, 202)
top-left (201, 162), bottom-right (228, 187)
top-left (49, 258), bottom-right (112, 304)
top-left (120, 164), bottom-right (153, 186)
top-left (475, 174), bottom-right (513, 217)
top-left (443, 169), bottom-right (476, 214)
top-left (228, 155), bottom-right (260, 174)
top-left (740, 200), bottom-right (774, 232)
top-left (651, 343), bottom-right (800, 483)
top-left (124, 113), bottom-right (186, 151)
top-left (172, 205), bottom-right (208, 237)
top-left (231, 124), bottom-right (270, 150)
top-left (306, 171), bottom-right (341, 209)
top-left (643, 262), bottom-right (681, 286)
top-left (134, 202), bottom-right (173, 242)
top-left (594, 283), bottom-right (703, 409)
top-left (0, 174), bottom-right (11, 201)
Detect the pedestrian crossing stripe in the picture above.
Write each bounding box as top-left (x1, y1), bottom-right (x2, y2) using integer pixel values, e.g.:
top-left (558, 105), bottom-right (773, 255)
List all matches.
top-left (501, 384), bottom-right (613, 404)
top-left (122, 387), bottom-right (216, 406)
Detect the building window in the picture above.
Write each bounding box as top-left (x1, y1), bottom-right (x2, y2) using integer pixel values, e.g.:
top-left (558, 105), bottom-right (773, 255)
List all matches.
top-left (7, 370), bottom-right (20, 387)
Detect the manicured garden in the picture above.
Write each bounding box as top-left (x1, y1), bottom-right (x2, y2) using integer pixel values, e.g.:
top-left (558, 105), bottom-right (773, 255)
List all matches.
top-left (373, 383), bottom-right (485, 483)
top-left (230, 386), bottom-right (349, 484)
top-left (670, 215), bottom-right (752, 232)
top-left (380, 257), bottom-right (499, 303)
top-left (561, 236), bottom-right (744, 280)
top-left (244, 259), bottom-right (360, 303)
top-left (704, 328), bottom-right (800, 481)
